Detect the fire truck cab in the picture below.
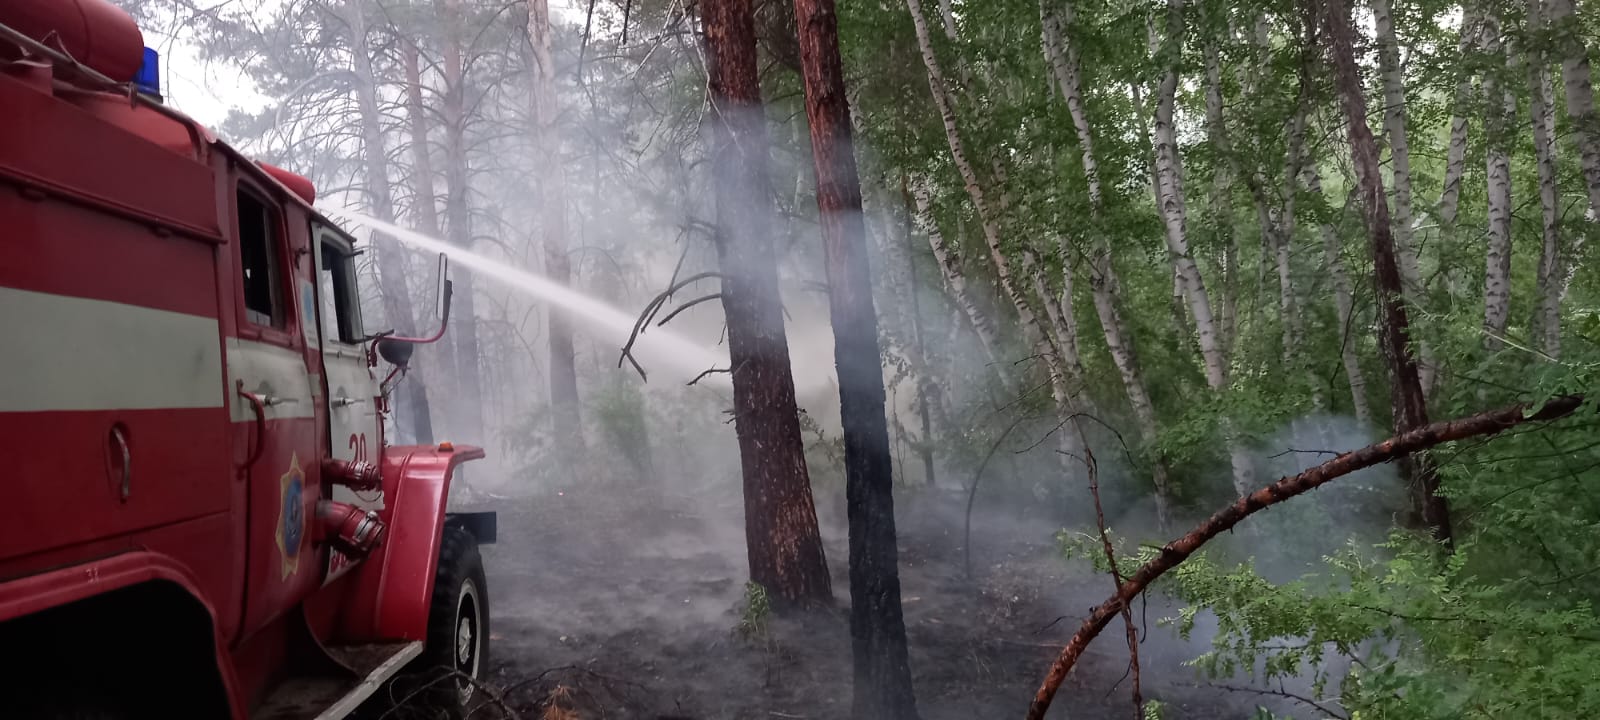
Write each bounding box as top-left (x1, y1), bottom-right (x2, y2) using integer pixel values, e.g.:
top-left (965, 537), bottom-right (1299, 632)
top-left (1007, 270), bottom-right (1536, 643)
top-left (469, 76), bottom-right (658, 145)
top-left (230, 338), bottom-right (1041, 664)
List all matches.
top-left (0, 2), bottom-right (492, 718)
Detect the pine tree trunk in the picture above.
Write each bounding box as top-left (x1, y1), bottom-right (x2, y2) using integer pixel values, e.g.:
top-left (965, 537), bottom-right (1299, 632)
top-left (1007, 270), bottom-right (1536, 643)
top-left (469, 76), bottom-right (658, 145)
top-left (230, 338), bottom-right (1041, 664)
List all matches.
top-left (701, 0), bottom-right (834, 606)
top-left (1322, 0), bottom-right (1453, 546)
top-left (1528, 0), bottom-right (1565, 356)
top-left (345, 0), bottom-right (435, 446)
top-left (1371, 0), bottom-right (1424, 296)
top-left (528, 0), bottom-right (584, 452)
top-left (1304, 166), bottom-right (1373, 424)
top-left (791, 0), bottom-right (918, 712)
top-left (439, 0), bottom-right (485, 446)
top-left (1482, 16), bottom-right (1515, 349)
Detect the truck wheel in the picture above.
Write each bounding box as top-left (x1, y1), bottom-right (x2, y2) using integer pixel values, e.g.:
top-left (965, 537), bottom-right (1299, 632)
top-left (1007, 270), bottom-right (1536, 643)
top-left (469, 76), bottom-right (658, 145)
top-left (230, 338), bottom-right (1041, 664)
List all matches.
top-left (415, 527), bottom-right (490, 718)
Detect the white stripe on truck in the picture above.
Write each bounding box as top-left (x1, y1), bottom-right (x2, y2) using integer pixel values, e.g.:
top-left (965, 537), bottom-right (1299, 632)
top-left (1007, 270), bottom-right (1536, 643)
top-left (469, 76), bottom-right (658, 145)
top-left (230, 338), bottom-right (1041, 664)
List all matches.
top-left (0, 287), bottom-right (225, 412)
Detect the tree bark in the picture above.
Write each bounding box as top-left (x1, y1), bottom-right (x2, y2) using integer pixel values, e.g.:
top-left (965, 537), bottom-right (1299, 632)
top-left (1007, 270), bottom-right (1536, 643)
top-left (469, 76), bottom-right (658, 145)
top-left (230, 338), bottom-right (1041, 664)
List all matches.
top-left (346, 0), bottom-right (435, 445)
top-left (1024, 394), bottom-right (1585, 720)
top-left (1482, 15), bottom-right (1515, 349)
top-left (1528, 0), bottom-right (1565, 356)
top-left (701, 0), bottom-right (833, 606)
top-left (1042, 1), bottom-right (1172, 525)
top-left (1152, 0), bottom-right (1227, 391)
top-left (905, 0), bottom-right (1079, 439)
top-left (1201, 33), bottom-right (1239, 356)
top-left (528, 0), bottom-right (584, 451)
top-left (1546, 0), bottom-right (1600, 220)
top-left (1303, 166), bottom-right (1372, 425)
top-left (898, 182), bottom-right (940, 487)
top-left (910, 179), bottom-right (1012, 389)
top-left (1322, 0), bottom-right (1453, 545)
top-left (792, 1), bottom-right (919, 714)
top-left (1438, 12), bottom-right (1484, 231)
top-left (438, 0), bottom-right (486, 445)
top-left (1371, 0), bottom-right (1423, 297)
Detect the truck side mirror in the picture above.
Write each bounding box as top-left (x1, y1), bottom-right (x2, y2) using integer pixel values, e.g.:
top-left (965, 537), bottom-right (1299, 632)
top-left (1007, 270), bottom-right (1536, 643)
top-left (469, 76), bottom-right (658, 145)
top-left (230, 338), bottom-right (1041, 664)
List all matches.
top-left (434, 254), bottom-right (452, 328)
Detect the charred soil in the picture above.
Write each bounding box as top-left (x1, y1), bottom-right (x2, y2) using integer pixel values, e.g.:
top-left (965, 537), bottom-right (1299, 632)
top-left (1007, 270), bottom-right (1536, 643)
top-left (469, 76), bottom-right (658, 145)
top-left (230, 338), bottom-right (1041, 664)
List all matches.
top-left (464, 487), bottom-right (1292, 719)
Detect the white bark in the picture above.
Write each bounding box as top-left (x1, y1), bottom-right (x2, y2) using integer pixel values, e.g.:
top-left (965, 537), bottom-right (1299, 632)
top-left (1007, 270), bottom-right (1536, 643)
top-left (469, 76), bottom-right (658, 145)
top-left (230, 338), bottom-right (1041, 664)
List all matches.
top-left (907, 0), bottom-right (1079, 446)
top-left (1152, 0), bottom-right (1227, 390)
top-left (1528, 0), bottom-right (1565, 356)
top-left (1026, 249), bottom-right (1087, 388)
top-left (1437, 12), bottom-right (1483, 227)
top-left (1546, 0), bottom-right (1600, 220)
top-left (911, 179), bottom-right (1011, 387)
top-left (1203, 37), bottom-right (1239, 356)
top-left (1482, 17), bottom-right (1515, 347)
top-left (1043, 0), bottom-right (1173, 525)
top-left (1304, 166), bottom-right (1372, 424)
top-left (1371, 0), bottom-right (1424, 296)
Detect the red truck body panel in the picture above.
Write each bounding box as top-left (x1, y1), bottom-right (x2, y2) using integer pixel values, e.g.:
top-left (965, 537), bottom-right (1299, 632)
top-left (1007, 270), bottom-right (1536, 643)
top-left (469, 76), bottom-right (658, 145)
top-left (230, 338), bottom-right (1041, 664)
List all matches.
top-left (0, 8), bottom-right (484, 714)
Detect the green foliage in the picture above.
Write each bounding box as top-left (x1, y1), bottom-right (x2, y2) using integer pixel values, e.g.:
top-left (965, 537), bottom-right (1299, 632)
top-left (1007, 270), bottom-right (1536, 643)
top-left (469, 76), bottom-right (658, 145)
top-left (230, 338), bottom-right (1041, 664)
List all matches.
top-left (738, 581), bottom-right (772, 640)
top-left (1169, 533), bottom-right (1600, 719)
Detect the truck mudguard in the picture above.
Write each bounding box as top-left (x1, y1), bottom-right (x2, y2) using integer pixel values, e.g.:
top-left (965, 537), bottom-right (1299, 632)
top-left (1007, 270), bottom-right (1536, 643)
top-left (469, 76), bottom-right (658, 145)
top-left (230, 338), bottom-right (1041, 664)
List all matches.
top-left (340, 444), bottom-right (484, 643)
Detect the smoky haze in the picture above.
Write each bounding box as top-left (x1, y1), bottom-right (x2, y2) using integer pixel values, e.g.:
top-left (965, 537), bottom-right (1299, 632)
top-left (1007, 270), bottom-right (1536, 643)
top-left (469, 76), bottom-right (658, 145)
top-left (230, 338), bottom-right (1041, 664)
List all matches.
top-left (119, 0), bottom-right (1457, 717)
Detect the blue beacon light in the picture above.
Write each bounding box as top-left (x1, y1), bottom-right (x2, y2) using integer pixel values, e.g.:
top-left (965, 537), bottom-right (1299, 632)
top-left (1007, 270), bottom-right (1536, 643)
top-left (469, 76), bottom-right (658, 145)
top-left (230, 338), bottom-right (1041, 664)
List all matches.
top-left (133, 46), bottom-right (161, 100)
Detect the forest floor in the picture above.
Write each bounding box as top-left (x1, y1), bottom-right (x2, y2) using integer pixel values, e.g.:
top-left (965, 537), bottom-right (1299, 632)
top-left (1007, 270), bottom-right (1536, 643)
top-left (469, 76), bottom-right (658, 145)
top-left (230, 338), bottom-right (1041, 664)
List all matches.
top-left (464, 486), bottom-right (1299, 720)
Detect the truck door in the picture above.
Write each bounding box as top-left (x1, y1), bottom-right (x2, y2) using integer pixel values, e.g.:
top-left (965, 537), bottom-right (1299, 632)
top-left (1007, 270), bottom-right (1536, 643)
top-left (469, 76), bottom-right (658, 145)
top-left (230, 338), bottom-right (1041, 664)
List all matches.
top-left (228, 179), bottom-right (321, 637)
top-left (310, 224), bottom-right (384, 586)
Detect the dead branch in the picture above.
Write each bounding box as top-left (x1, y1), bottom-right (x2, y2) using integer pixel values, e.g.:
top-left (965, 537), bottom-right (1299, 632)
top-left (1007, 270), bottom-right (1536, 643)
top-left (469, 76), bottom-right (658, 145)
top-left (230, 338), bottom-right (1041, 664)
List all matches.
top-left (617, 271), bottom-right (724, 380)
top-left (964, 413), bottom-right (1031, 581)
top-left (1024, 395), bottom-right (1586, 720)
top-left (656, 293), bottom-right (724, 326)
top-left (1070, 418), bottom-right (1142, 719)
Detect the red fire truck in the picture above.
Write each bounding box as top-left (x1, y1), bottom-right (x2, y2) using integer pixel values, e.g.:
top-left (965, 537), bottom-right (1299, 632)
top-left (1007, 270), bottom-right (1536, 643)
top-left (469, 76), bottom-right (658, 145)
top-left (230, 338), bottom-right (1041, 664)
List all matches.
top-left (0, 2), bottom-right (494, 717)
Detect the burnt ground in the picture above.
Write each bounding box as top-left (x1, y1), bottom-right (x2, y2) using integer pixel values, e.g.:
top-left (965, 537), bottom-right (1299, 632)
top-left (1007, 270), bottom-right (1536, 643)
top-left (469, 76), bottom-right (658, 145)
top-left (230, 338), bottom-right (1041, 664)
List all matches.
top-left (465, 487), bottom-right (1298, 720)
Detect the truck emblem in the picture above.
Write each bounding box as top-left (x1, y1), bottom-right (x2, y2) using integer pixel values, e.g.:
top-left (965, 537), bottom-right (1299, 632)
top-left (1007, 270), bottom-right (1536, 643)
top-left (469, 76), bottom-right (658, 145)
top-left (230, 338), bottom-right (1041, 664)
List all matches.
top-left (276, 453), bottom-right (306, 579)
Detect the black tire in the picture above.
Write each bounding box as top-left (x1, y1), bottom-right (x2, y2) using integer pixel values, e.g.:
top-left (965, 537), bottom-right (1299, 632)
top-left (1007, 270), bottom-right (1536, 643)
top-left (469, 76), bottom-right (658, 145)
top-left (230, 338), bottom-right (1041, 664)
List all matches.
top-left (408, 527), bottom-right (490, 719)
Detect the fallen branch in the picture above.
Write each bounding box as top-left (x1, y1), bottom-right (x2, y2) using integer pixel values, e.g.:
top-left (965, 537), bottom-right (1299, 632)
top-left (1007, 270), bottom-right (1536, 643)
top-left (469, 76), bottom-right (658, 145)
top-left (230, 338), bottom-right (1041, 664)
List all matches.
top-left (1024, 395), bottom-right (1586, 720)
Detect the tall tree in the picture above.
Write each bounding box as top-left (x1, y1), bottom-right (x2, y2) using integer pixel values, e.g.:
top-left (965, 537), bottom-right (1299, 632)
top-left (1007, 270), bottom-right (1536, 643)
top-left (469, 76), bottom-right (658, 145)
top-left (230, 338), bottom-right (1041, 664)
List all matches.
top-left (792, 0), bottom-right (919, 714)
top-left (438, 0), bottom-right (487, 445)
top-left (701, 0), bottom-right (833, 605)
top-left (1481, 13), bottom-right (1515, 348)
top-left (1321, 0), bottom-right (1453, 545)
top-left (345, 0), bottom-right (436, 445)
top-left (528, 0), bottom-right (585, 453)
top-left (1527, 0), bottom-right (1566, 355)
top-left (1546, 0), bottom-right (1600, 220)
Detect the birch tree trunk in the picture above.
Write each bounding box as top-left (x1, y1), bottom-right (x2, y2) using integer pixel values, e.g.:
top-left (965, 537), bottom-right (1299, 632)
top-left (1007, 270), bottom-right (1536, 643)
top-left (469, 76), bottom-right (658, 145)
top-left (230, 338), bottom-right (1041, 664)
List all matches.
top-left (1323, 0), bottom-right (1454, 546)
top-left (1371, 0), bottom-right (1424, 296)
top-left (1528, 0), bottom-right (1565, 356)
top-left (346, 0), bottom-right (435, 446)
top-left (906, 0), bottom-right (1083, 491)
top-left (1202, 35), bottom-right (1239, 356)
top-left (1041, 2), bottom-right (1173, 524)
top-left (1437, 12), bottom-right (1483, 228)
top-left (1303, 166), bottom-right (1373, 424)
top-left (1482, 16), bottom-right (1515, 348)
top-left (1152, 0), bottom-right (1227, 391)
top-left (527, 0), bottom-right (584, 453)
top-left (909, 181), bottom-right (1011, 389)
top-left (1546, 0), bottom-right (1600, 220)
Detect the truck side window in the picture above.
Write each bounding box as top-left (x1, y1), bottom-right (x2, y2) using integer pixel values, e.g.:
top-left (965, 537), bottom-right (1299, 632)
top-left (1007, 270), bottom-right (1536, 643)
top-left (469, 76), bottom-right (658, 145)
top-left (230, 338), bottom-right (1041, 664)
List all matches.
top-left (238, 190), bottom-right (281, 326)
top-left (318, 236), bottom-right (364, 344)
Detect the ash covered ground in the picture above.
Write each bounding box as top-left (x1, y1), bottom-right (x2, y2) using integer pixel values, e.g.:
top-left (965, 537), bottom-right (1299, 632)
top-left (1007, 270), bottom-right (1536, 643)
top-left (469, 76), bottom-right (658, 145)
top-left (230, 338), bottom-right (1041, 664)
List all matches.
top-left (457, 486), bottom-right (1299, 720)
